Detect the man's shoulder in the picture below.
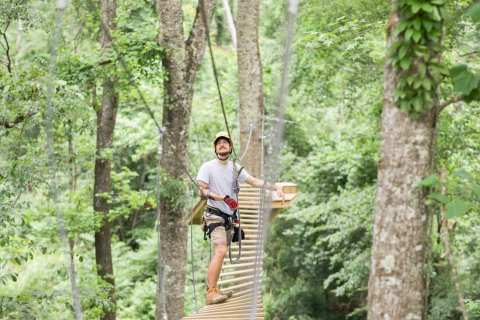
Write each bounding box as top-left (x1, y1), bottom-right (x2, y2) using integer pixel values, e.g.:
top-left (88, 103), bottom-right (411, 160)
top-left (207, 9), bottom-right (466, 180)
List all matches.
top-left (200, 159), bottom-right (217, 169)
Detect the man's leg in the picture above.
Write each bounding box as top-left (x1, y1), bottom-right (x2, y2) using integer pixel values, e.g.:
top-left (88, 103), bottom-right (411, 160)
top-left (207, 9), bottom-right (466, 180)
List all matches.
top-left (207, 243), bottom-right (227, 289)
top-left (205, 222), bottom-right (230, 305)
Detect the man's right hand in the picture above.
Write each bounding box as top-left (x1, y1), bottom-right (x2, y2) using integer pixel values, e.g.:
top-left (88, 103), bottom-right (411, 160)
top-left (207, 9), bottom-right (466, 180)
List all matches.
top-left (224, 196), bottom-right (238, 210)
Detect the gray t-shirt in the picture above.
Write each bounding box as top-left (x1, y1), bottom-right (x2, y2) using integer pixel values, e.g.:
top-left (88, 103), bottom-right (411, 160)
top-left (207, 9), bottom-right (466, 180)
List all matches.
top-left (197, 159), bottom-right (250, 215)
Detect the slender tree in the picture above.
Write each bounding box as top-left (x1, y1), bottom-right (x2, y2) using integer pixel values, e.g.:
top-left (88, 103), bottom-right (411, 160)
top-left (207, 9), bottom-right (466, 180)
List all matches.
top-left (236, 0), bottom-right (263, 176)
top-left (93, 1), bottom-right (118, 319)
top-left (367, 1), bottom-right (445, 318)
top-left (155, 1), bottom-right (213, 319)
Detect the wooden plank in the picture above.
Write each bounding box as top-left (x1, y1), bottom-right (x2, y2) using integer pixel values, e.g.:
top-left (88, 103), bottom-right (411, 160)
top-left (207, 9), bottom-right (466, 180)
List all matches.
top-left (220, 268), bottom-right (260, 277)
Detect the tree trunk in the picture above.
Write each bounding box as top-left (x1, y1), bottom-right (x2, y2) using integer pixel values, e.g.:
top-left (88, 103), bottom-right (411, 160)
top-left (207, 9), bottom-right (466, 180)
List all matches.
top-left (155, 1), bottom-right (213, 319)
top-left (67, 121), bottom-right (83, 320)
top-left (367, 9), bottom-right (438, 320)
top-left (94, 1), bottom-right (118, 319)
top-left (236, 0), bottom-right (263, 177)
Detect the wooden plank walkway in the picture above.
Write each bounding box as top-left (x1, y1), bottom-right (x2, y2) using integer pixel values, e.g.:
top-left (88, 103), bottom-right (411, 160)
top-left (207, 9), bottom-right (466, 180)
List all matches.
top-left (184, 186), bottom-right (265, 319)
top-left (183, 184), bottom-right (297, 320)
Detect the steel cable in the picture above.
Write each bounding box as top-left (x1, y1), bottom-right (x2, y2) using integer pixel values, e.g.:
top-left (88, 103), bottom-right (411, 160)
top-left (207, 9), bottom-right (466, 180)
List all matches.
top-left (248, 1), bottom-right (299, 319)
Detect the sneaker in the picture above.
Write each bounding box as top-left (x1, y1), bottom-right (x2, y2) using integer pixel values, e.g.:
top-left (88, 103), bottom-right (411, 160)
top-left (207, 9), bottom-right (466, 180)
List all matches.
top-left (206, 287), bottom-right (228, 305)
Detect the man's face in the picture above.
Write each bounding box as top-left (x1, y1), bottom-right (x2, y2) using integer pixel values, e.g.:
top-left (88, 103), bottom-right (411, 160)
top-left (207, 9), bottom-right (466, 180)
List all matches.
top-left (215, 138), bottom-right (231, 158)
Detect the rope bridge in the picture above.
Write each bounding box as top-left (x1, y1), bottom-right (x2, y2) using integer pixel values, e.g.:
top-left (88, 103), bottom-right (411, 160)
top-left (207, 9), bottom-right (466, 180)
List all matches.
top-left (184, 183), bottom-right (297, 320)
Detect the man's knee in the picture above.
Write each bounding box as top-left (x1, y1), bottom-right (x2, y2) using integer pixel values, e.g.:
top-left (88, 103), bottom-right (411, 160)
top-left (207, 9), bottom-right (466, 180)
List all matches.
top-left (215, 244), bottom-right (227, 258)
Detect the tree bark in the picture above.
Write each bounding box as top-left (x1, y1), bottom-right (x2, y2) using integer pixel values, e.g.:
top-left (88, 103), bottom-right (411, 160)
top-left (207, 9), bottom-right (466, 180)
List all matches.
top-left (367, 9), bottom-right (439, 320)
top-left (155, 1), bottom-right (213, 319)
top-left (236, 0), bottom-right (263, 177)
top-left (67, 121), bottom-right (83, 320)
top-left (94, 1), bottom-right (118, 319)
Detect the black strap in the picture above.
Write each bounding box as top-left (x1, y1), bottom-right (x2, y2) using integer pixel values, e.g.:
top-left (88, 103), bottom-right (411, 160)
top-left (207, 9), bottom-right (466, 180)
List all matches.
top-left (204, 222), bottom-right (224, 240)
top-left (206, 207), bottom-right (232, 222)
top-left (203, 207), bottom-right (233, 240)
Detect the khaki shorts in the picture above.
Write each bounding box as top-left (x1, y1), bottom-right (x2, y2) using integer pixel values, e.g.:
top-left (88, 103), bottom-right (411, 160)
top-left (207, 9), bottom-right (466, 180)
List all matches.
top-left (203, 211), bottom-right (231, 245)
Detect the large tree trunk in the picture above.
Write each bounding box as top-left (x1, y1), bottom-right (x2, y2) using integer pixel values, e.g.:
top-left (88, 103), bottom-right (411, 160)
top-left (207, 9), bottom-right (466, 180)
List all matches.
top-left (155, 1), bottom-right (213, 319)
top-left (236, 0), bottom-right (263, 177)
top-left (367, 9), bottom-right (439, 320)
top-left (94, 1), bottom-right (118, 319)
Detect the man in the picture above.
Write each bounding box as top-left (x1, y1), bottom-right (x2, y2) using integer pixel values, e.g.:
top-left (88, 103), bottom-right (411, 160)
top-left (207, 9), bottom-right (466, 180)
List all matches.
top-left (196, 131), bottom-right (285, 305)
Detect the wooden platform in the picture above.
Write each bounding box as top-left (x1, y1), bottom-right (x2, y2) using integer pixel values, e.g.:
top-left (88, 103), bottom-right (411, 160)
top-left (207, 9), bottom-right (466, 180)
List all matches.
top-left (183, 183), bottom-right (297, 319)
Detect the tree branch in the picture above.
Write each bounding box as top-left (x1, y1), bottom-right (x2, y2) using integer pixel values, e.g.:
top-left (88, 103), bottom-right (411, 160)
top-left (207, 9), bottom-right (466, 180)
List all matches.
top-left (438, 96), bottom-right (464, 113)
top-left (221, 0), bottom-right (237, 49)
top-left (0, 110), bottom-right (38, 129)
top-left (184, 0), bottom-right (214, 85)
top-left (1, 21), bottom-right (12, 74)
top-left (459, 49), bottom-right (480, 57)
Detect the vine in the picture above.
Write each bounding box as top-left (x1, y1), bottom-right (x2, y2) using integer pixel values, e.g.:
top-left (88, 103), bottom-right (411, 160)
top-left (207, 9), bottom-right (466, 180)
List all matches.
top-left (390, 0), bottom-right (447, 116)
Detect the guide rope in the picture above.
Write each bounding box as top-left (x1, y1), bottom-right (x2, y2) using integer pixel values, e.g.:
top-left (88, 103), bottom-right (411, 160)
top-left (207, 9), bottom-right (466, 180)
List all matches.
top-left (248, 1), bottom-right (299, 319)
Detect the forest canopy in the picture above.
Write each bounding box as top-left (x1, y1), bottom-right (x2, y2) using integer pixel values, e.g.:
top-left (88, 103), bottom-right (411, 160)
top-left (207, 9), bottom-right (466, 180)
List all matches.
top-left (1, 0), bottom-right (480, 319)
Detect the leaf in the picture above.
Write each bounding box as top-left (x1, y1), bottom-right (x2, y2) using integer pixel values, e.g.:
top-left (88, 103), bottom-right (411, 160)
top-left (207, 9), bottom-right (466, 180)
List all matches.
top-left (451, 66), bottom-right (479, 95)
top-left (400, 100), bottom-right (411, 112)
top-left (400, 58), bottom-right (411, 70)
top-left (431, 6), bottom-right (442, 21)
top-left (394, 21), bottom-right (409, 36)
top-left (413, 18), bottom-right (422, 30)
top-left (445, 199), bottom-right (471, 219)
top-left (466, 3), bottom-right (480, 23)
top-left (419, 175), bottom-right (439, 188)
top-left (421, 3), bottom-right (434, 14)
top-left (453, 168), bottom-right (472, 181)
top-left (450, 64), bottom-right (468, 77)
top-left (412, 31), bottom-right (422, 43)
top-left (411, 3), bottom-right (422, 13)
top-left (418, 63), bottom-right (427, 76)
top-left (422, 20), bottom-right (434, 32)
top-left (464, 86), bottom-right (480, 103)
top-left (405, 29), bottom-right (414, 41)
top-left (413, 96), bottom-right (423, 112)
top-left (422, 78), bottom-right (432, 90)
top-left (429, 192), bottom-right (449, 204)
top-left (398, 45), bottom-right (408, 59)
top-left (413, 78), bottom-right (423, 89)
top-left (472, 184), bottom-right (480, 199)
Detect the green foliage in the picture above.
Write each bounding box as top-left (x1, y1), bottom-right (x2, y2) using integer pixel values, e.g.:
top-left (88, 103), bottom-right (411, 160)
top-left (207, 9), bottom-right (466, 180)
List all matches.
top-left (265, 187), bottom-right (375, 320)
top-left (445, 199), bottom-right (471, 219)
top-left (391, 0), bottom-right (447, 116)
top-left (425, 169), bottom-right (479, 219)
top-left (110, 166), bottom-right (152, 222)
top-left (466, 2), bottom-right (480, 23)
top-left (1, 0), bottom-right (480, 319)
top-left (450, 64), bottom-right (480, 102)
top-left (428, 262), bottom-right (462, 320)
top-left (0, 0), bottom-right (32, 28)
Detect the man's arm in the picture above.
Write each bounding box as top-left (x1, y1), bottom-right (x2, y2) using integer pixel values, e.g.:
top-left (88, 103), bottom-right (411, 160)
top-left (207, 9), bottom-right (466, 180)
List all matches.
top-left (244, 176), bottom-right (285, 199)
top-left (197, 180), bottom-right (228, 201)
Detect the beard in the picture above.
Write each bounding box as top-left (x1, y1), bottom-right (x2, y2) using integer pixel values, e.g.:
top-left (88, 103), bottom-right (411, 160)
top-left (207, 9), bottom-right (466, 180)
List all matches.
top-left (216, 151), bottom-right (230, 160)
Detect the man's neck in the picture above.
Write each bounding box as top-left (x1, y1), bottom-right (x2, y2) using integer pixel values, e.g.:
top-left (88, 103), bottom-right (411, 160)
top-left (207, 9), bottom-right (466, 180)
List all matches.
top-left (216, 157), bottom-right (229, 165)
